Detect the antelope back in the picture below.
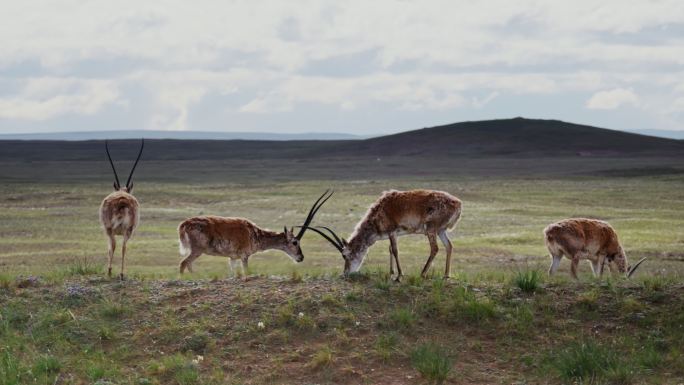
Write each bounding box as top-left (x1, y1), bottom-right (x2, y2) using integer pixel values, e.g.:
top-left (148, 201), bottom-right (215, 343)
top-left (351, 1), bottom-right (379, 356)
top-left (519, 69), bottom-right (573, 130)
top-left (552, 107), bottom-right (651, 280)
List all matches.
top-left (544, 218), bottom-right (622, 257)
top-left (99, 191), bottom-right (140, 231)
top-left (178, 216), bottom-right (258, 255)
top-left (368, 190), bottom-right (461, 233)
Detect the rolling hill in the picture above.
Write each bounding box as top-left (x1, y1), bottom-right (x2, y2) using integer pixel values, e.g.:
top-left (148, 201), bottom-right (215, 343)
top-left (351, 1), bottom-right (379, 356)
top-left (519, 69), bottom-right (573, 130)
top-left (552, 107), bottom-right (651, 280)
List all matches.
top-left (346, 117), bottom-right (684, 157)
top-left (1, 118), bottom-right (682, 162)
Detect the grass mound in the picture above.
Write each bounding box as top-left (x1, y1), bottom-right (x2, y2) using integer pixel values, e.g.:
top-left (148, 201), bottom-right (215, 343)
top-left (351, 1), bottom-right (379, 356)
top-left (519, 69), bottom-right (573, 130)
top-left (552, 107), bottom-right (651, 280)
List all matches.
top-left (410, 343), bottom-right (452, 384)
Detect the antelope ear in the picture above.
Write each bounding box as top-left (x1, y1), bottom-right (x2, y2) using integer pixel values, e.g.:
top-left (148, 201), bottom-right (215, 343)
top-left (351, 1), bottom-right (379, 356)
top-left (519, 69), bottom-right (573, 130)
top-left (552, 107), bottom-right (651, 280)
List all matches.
top-left (128, 183), bottom-right (133, 193)
top-left (284, 226), bottom-right (288, 235)
top-left (113, 182), bottom-right (119, 191)
top-left (342, 238), bottom-right (349, 247)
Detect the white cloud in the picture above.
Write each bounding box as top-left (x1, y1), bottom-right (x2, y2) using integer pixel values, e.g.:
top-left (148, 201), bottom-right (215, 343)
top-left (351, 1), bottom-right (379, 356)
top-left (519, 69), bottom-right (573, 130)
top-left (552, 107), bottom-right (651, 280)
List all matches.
top-left (0, 78), bottom-right (119, 120)
top-left (673, 97), bottom-right (684, 111)
top-left (126, 70), bottom-right (243, 130)
top-left (586, 88), bottom-right (640, 110)
top-left (0, 1), bottom-right (684, 132)
top-left (472, 92), bottom-right (500, 108)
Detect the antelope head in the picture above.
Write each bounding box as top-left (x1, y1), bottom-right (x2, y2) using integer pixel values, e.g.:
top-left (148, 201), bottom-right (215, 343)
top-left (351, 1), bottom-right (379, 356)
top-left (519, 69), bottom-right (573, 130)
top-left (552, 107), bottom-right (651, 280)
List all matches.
top-left (283, 190), bottom-right (334, 263)
top-left (105, 139), bottom-right (145, 193)
top-left (604, 250), bottom-right (646, 279)
top-left (304, 226), bottom-right (366, 275)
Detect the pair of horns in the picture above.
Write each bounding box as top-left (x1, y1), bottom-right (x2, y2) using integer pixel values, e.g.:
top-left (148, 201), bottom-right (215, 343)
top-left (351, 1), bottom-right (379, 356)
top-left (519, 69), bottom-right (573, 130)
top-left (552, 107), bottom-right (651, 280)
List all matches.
top-left (627, 257), bottom-right (647, 278)
top-left (106, 139), bottom-right (144, 190)
top-left (304, 226), bottom-right (346, 253)
top-left (295, 190), bottom-right (334, 240)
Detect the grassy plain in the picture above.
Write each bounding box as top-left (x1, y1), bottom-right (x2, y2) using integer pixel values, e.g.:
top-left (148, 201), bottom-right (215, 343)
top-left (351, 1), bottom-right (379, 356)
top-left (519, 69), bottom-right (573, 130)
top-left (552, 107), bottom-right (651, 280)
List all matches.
top-left (1, 175), bottom-right (682, 279)
top-left (1, 158), bottom-right (683, 384)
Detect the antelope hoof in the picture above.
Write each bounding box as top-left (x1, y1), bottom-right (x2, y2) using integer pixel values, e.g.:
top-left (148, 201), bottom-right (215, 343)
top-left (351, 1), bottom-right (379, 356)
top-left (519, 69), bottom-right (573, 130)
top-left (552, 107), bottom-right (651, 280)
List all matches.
top-left (443, 275), bottom-right (450, 280)
top-left (119, 273), bottom-right (125, 281)
top-left (393, 275), bottom-right (403, 283)
top-left (107, 268), bottom-right (112, 278)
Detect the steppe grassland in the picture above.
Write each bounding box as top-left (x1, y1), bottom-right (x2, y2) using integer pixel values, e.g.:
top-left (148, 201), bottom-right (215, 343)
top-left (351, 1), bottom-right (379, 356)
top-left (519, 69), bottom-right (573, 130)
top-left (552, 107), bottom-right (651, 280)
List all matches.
top-left (1, 175), bottom-right (682, 279)
top-left (1, 173), bottom-right (683, 384)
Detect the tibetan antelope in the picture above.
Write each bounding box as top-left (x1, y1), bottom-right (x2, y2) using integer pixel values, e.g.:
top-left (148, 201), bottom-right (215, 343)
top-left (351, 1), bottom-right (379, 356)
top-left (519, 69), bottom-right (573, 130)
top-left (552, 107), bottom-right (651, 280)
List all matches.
top-left (99, 139), bottom-right (144, 279)
top-left (307, 189), bottom-right (462, 280)
top-left (544, 218), bottom-right (646, 279)
top-left (178, 190), bottom-right (332, 277)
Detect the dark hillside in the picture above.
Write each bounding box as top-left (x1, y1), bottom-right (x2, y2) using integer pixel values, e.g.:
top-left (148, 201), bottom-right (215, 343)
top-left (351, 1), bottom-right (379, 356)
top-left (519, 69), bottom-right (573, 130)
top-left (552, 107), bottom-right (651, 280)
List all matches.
top-left (0, 118), bottom-right (682, 162)
top-left (348, 117), bottom-right (684, 157)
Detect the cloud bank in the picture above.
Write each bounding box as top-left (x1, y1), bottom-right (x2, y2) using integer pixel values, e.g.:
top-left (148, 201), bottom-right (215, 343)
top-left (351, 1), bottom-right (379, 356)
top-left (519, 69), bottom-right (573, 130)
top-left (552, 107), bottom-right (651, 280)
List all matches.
top-left (1, 0), bottom-right (683, 134)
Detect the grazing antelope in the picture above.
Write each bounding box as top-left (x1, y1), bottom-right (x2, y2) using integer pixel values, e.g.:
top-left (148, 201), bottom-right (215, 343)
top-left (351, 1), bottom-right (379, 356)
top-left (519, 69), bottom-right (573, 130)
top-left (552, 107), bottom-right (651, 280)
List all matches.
top-left (178, 190), bottom-right (333, 277)
top-left (544, 218), bottom-right (646, 279)
top-left (99, 139), bottom-right (144, 279)
top-left (307, 189), bottom-right (462, 281)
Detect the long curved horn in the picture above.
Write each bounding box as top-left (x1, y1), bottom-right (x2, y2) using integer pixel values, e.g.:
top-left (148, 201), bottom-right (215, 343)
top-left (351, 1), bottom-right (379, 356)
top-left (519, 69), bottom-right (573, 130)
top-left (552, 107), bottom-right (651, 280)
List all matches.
top-left (303, 226), bottom-right (343, 252)
top-left (627, 257), bottom-right (647, 278)
top-left (105, 140), bottom-right (121, 189)
top-left (295, 189), bottom-right (333, 240)
top-left (315, 226), bottom-right (345, 247)
top-left (125, 139), bottom-right (144, 189)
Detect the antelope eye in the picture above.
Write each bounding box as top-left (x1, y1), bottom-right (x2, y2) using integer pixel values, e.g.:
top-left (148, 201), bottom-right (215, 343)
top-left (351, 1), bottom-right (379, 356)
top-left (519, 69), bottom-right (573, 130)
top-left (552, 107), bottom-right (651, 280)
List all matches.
top-left (292, 240), bottom-right (299, 246)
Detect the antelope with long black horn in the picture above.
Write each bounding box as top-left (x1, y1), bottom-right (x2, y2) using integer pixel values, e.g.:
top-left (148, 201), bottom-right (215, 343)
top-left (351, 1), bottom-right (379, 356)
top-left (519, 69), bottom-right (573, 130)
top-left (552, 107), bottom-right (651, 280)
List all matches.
top-left (306, 189), bottom-right (462, 281)
top-left (178, 190), bottom-right (333, 277)
top-left (99, 139), bottom-right (145, 279)
top-left (544, 218), bottom-right (646, 279)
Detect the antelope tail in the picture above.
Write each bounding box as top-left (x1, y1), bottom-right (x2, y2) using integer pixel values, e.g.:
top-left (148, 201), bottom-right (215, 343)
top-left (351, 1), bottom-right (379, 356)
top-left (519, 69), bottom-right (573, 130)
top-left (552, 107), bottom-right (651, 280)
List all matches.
top-left (447, 207), bottom-right (462, 231)
top-left (178, 224), bottom-right (192, 258)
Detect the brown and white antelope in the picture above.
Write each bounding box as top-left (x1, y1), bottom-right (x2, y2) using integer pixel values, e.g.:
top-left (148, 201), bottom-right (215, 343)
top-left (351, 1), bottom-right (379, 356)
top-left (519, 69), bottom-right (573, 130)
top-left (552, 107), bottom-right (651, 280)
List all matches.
top-left (99, 139), bottom-right (144, 279)
top-left (178, 190), bottom-right (332, 277)
top-left (307, 189), bottom-right (462, 280)
top-left (544, 218), bottom-right (646, 279)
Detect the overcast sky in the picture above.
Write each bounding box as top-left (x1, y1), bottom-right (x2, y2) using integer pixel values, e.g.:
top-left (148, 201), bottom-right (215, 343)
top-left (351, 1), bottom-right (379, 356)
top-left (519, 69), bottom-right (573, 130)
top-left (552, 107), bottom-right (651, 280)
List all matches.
top-left (1, 1), bottom-right (683, 135)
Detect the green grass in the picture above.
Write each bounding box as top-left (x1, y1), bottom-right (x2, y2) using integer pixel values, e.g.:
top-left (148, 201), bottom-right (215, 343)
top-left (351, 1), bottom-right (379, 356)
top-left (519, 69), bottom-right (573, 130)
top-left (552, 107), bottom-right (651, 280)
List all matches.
top-left (0, 171), bottom-right (683, 383)
top-left (181, 333), bottom-right (210, 354)
top-left (32, 355), bottom-right (61, 381)
top-left (309, 346), bottom-right (334, 369)
top-left (388, 307), bottom-right (416, 330)
top-left (1, 176), bottom-right (682, 279)
top-left (148, 354), bottom-right (200, 385)
top-left (99, 299), bottom-right (131, 320)
top-left (0, 349), bottom-right (22, 385)
top-left (449, 286), bottom-right (498, 322)
top-left (374, 332), bottom-right (399, 361)
top-left (549, 341), bottom-right (624, 383)
top-left (513, 270), bottom-right (542, 293)
top-left (410, 343), bottom-right (453, 385)
top-left (0, 272), bottom-right (682, 383)
top-left (65, 256), bottom-right (102, 276)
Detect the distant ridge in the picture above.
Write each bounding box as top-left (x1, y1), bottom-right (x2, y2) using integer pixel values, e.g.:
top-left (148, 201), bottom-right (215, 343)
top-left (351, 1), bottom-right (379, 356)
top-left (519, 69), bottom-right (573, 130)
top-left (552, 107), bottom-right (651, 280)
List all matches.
top-left (0, 118), bottom-right (682, 161)
top-left (0, 130), bottom-right (361, 141)
top-left (341, 117), bottom-right (684, 157)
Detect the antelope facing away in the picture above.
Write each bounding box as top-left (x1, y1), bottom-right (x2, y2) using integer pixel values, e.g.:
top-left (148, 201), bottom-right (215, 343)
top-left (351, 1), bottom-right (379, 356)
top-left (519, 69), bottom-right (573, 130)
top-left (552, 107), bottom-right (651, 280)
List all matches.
top-left (544, 218), bottom-right (646, 279)
top-left (307, 189), bottom-right (462, 281)
top-left (99, 139), bottom-right (144, 279)
top-left (178, 190), bottom-right (332, 277)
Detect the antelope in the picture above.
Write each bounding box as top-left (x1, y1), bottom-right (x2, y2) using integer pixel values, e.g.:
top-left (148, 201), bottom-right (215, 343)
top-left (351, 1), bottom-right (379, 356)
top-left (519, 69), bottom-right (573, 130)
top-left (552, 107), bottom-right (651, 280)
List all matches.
top-left (178, 190), bottom-right (333, 277)
top-left (306, 189), bottom-right (462, 281)
top-left (99, 139), bottom-right (144, 279)
top-left (544, 218), bottom-right (646, 279)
